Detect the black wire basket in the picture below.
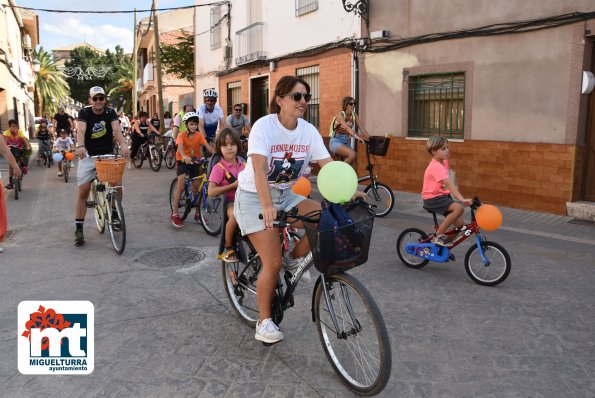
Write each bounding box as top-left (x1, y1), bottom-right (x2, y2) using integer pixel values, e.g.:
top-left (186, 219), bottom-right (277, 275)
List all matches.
top-left (304, 204), bottom-right (375, 275)
top-left (368, 135), bottom-right (391, 156)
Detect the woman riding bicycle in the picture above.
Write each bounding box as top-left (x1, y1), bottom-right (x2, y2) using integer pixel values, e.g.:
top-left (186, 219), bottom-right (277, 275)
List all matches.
top-left (234, 76), bottom-right (366, 344)
top-left (129, 111), bottom-right (160, 169)
top-left (329, 96), bottom-right (370, 165)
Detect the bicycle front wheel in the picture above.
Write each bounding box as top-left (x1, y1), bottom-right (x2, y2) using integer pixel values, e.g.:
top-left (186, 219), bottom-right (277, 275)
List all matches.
top-left (364, 182), bottom-right (395, 217)
top-left (396, 228), bottom-right (430, 268)
top-left (64, 163), bottom-right (69, 183)
top-left (165, 147), bottom-right (176, 169)
top-left (464, 240), bottom-right (511, 286)
top-left (169, 178), bottom-right (191, 220)
top-left (199, 192), bottom-right (222, 236)
top-left (314, 273), bottom-right (392, 395)
top-left (149, 146), bottom-right (162, 172)
top-left (222, 236), bottom-right (262, 327)
top-left (107, 193), bottom-right (126, 254)
top-left (132, 150), bottom-right (144, 168)
top-left (13, 177), bottom-right (20, 200)
top-left (89, 184), bottom-right (105, 233)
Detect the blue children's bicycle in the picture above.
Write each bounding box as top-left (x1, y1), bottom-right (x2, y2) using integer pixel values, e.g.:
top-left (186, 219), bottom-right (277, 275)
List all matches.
top-left (396, 197), bottom-right (511, 286)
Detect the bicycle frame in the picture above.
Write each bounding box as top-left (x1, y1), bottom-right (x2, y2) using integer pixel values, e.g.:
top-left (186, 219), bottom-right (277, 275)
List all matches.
top-left (356, 142), bottom-right (375, 184)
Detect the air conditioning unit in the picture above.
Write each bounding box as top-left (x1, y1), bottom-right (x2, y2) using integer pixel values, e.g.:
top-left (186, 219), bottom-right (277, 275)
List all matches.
top-left (224, 45), bottom-right (231, 60)
top-left (23, 34), bottom-right (31, 50)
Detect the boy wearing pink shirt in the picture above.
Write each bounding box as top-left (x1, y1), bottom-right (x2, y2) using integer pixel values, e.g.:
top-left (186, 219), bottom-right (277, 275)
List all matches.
top-left (422, 137), bottom-right (470, 246)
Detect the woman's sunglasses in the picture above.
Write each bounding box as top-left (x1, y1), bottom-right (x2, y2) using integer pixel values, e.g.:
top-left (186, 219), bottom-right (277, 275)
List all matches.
top-left (282, 92), bottom-right (312, 102)
top-left (92, 96), bottom-right (106, 102)
top-left (348, 101), bottom-right (356, 106)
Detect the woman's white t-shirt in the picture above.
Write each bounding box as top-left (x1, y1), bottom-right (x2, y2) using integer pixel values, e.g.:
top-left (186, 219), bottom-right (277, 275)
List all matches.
top-left (238, 114), bottom-right (329, 192)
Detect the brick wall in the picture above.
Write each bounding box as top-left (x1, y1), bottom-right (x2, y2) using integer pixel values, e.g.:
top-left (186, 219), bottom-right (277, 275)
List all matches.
top-left (352, 138), bottom-right (575, 214)
top-left (218, 48), bottom-right (352, 131)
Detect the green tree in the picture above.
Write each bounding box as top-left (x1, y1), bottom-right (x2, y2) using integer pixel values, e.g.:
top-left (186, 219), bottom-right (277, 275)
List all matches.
top-left (160, 30), bottom-right (194, 85)
top-left (107, 58), bottom-right (134, 114)
top-left (33, 46), bottom-right (70, 117)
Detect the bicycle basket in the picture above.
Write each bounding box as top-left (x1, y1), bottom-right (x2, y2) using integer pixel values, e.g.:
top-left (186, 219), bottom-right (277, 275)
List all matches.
top-left (94, 158), bottom-right (127, 184)
top-left (368, 135), bottom-right (391, 156)
top-left (304, 203), bottom-right (375, 275)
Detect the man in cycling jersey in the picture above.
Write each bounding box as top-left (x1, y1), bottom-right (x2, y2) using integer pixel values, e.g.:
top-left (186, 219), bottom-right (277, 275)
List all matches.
top-left (73, 86), bottom-right (130, 246)
top-left (198, 89), bottom-right (227, 144)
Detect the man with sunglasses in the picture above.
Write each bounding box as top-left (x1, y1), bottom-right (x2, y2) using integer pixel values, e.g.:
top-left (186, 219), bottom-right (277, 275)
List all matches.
top-left (226, 104), bottom-right (251, 136)
top-left (198, 88), bottom-right (226, 145)
top-left (73, 86), bottom-right (130, 246)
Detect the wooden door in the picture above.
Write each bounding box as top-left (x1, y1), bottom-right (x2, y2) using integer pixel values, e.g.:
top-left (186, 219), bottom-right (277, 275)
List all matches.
top-left (250, 76), bottom-right (269, 125)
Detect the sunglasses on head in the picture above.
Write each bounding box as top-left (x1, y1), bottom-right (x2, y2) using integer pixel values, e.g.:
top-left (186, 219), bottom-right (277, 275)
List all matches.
top-left (282, 92), bottom-right (312, 102)
top-left (92, 96), bottom-right (105, 102)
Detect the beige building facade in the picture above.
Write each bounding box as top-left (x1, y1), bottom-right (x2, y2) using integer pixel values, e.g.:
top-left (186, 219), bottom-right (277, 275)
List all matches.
top-left (136, 9), bottom-right (194, 123)
top-left (0, 1), bottom-right (38, 137)
top-left (357, 1), bottom-right (595, 214)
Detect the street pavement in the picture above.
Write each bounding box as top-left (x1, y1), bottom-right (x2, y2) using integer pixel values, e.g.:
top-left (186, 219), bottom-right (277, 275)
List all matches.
top-left (1, 152), bottom-right (595, 398)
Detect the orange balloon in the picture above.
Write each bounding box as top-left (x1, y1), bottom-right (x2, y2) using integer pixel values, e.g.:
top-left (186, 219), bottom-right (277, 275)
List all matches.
top-left (64, 151), bottom-right (75, 161)
top-left (475, 204), bottom-right (503, 231)
top-left (292, 176), bottom-right (312, 197)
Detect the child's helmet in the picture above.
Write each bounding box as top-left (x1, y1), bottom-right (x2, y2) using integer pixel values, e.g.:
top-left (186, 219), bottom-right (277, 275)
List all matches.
top-left (203, 88), bottom-right (218, 98)
top-left (183, 111), bottom-right (199, 124)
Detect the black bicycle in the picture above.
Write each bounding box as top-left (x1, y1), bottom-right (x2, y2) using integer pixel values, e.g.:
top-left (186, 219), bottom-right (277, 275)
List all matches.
top-left (132, 133), bottom-right (163, 172)
top-left (220, 200), bottom-right (391, 395)
top-left (163, 135), bottom-right (176, 169)
top-left (39, 139), bottom-right (53, 168)
top-left (359, 136), bottom-right (395, 217)
top-left (7, 147), bottom-right (25, 200)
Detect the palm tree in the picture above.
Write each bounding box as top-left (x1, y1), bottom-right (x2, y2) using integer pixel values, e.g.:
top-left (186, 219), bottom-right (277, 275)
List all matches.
top-left (107, 60), bottom-right (133, 114)
top-left (33, 47), bottom-right (70, 117)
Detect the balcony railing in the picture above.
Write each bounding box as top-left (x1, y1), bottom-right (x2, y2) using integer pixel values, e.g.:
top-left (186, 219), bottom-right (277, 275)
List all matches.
top-left (235, 22), bottom-right (266, 66)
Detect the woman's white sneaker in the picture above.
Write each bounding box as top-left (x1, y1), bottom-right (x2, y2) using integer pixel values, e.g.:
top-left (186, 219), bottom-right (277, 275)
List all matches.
top-left (255, 318), bottom-right (284, 344)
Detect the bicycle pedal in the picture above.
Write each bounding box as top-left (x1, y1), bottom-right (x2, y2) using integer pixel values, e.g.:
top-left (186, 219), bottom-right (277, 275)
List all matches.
top-left (86, 201), bottom-right (96, 208)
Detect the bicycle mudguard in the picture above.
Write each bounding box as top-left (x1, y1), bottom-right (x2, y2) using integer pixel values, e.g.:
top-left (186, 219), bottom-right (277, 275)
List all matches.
top-left (405, 243), bottom-right (450, 263)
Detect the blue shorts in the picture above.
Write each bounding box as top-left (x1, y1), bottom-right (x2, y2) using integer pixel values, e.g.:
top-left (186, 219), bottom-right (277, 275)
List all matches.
top-left (329, 134), bottom-right (352, 155)
top-left (234, 186), bottom-right (305, 235)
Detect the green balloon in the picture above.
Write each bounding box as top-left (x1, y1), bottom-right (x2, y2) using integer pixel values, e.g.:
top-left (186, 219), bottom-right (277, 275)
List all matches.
top-left (317, 161), bottom-right (358, 203)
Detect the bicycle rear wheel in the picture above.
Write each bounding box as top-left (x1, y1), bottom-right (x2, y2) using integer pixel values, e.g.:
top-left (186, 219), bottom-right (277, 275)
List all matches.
top-left (222, 235), bottom-right (262, 327)
top-left (199, 191), bottom-right (222, 236)
top-left (169, 178), bottom-right (191, 220)
top-left (314, 273), bottom-right (391, 395)
top-left (165, 147), bottom-right (176, 169)
top-left (364, 182), bottom-right (394, 217)
top-left (464, 240), bottom-right (511, 286)
top-left (396, 228), bottom-right (430, 268)
top-left (107, 193), bottom-right (126, 254)
top-left (149, 145), bottom-right (162, 172)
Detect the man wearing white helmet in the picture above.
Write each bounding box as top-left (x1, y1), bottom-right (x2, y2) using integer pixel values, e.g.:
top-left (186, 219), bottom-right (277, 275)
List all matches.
top-left (170, 111), bottom-right (215, 227)
top-left (198, 88), bottom-right (227, 145)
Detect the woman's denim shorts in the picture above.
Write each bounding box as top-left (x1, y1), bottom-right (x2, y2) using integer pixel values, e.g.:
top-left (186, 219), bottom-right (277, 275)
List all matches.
top-left (329, 134), bottom-right (352, 155)
top-left (234, 186), bottom-right (306, 235)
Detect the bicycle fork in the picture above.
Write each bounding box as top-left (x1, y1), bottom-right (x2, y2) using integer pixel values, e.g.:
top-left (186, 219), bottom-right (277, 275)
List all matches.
top-left (475, 234), bottom-right (491, 266)
top-left (318, 274), bottom-right (362, 339)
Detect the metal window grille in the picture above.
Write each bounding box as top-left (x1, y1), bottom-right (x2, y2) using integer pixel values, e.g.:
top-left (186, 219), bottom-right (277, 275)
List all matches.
top-left (210, 6), bottom-right (222, 50)
top-left (295, 0), bottom-right (318, 17)
top-left (408, 73), bottom-right (465, 139)
top-left (296, 65), bottom-right (320, 128)
top-left (227, 81), bottom-right (242, 116)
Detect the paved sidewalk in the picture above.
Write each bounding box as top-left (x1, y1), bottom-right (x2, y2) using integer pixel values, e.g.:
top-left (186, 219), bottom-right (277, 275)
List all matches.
top-left (1, 155), bottom-right (594, 397)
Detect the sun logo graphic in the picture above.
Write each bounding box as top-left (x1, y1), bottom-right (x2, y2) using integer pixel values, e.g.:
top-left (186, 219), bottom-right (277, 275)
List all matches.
top-left (18, 301), bottom-right (94, 374)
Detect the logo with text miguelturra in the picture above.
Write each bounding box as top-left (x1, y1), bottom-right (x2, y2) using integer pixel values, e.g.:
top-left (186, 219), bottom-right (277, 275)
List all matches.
top-left (18, 301), bottom-right (94, 374)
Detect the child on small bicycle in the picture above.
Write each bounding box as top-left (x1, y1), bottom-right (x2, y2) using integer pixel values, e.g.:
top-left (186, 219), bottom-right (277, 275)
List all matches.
top-left (54, 129), bottom-right (74, 177)
top-left (422, 136), bottom-right (471, 247)
top-left (171, 112), bottom-right (215, 228)
top-left (3, 119), bottom-right (31, 189)
top-left (208, 128), bottom-right (245, 262)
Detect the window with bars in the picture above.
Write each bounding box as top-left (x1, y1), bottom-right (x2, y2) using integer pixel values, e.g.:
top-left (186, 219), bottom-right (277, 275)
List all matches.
top-left (227, 81), bottom-right (242, 116)
top-left (295, 0), bottom-right (318, 17)
top-left (210, 5), bottom-right (222, 50)
top-left (296, 65), bottom-right (319, 128)
top-left (408, 73), bottom-right (465, 139)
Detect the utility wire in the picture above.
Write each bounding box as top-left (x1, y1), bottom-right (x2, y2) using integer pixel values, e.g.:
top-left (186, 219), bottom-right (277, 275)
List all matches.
top-left (3, 1), bottom-right (229, 14)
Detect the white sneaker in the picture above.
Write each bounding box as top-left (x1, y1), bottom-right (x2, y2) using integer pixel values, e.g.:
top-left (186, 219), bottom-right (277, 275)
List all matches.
top-left (300, 270), bottom-right (312, 284)
top-left (127, 161), bottom-right (132, 169)
top-left (255, 318), bottom-right (284, 344)
top-left (70, 161), bottom-right (74, 167)
top-left (57, 172), bottom-right (63, 177)
top-left (0, 247), bottom-right (4, 253)
top-left (282, 254), bottom-right (304, 271)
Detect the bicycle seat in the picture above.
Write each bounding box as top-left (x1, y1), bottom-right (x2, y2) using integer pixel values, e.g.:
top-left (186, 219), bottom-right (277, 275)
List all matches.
top-left (423, 206), bottom-right (436, 215)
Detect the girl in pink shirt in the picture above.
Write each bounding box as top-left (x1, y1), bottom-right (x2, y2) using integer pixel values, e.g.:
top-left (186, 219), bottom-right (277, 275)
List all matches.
top-left (208, 128), bottom-right (245, 262)
top-left (422, 137), bottom-right (470, 246)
